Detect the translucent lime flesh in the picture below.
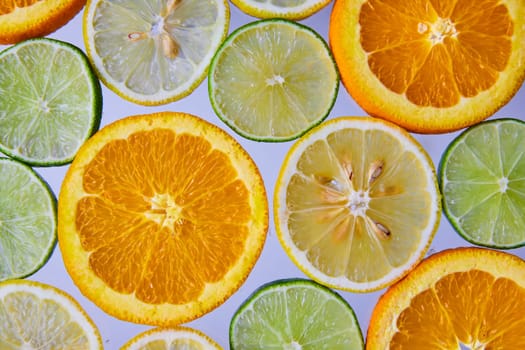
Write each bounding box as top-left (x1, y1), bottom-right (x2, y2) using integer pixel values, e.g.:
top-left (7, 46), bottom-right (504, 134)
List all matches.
top-left (0, 38), bottom-right (101, 166)
top-left (0, 158), bottom-right (56, 281)
top-left (209, 19), bottom-right (338, 141)
top-left (230, 279), bottom-right (363, 350)
top-left (440, 118), bottom-right (525, 248)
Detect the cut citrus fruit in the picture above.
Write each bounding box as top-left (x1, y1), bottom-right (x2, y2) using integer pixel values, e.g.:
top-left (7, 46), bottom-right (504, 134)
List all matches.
top-left (83, 0), bottom-right (229, 105)
top-left (329, 0), bottom-right (525, 133)
top-left (439, 118), bottom-right (525, 249)
top-left (0, 0), bottom-right (85, 44)
top-left (274, 116), bottom-right (441, 292)
top-left (0, 279), bottom-right (102, 348)
top-left (208, 19), bottom-right (339, 142)
top-left (0, 38), bottom-right (102, 166)
top-left (121, 327), bottom-right (222, 350)
top-left (0, 158), bottom-right (56, 281)
top-left (58, 111), bottom-right (268, 326)
top-left (367, 247), bottom-right (525, 349)
top-left (230, 278), bottom-right (364, 350)
top-left (229, 0), bottom-right (331, 20)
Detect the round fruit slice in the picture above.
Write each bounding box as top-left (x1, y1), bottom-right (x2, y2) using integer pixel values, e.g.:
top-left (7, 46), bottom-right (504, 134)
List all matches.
top-left (83, 0), bottom-right (229, 105)
top-left (0, 158), bottom-right (56, 281)
top-left (274, 117), bottom-right (441, 292)
top-left (0, 279), bottom-right (102, 349)
top-left (367, 247), bottom-right (525, 349)
top-left (230, 0), bottom-right (331, 20)
top-left (121, 327), bottom-right (222, 350)
top-left (58, 112), bottom-right (268, 326)
top-left (0, 38), bottom-right (102, 166)
top-left (439, 118), bottom-right (525, 249)
top-left (329, 0), bottom-right (525, 134)
top-left (0, 0), bottom-right (85, 44)
top-left (208, 19), bottom-right (339, 142)
top-left (230, 278), bottom-right (364, 350)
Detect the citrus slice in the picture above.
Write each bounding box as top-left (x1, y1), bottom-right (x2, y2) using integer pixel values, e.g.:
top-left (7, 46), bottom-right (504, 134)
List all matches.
top-left (208, 19), bottom-right (339, 142)
top-left (83, 0), bottom-right (229, 105)
top-left (0, 0), bottom-right (85, 45)
top-left (229, 0), bottom-right (331, 20)
top-left (439, 118), bottom-right (525, 249)
top-left (329, 0), bottom-right (525, 134)
top-left (0, 279), bottom-right (102, 349)
top-left (121, 327), bottom-right (222, 350)
top-left (274, 116), bottom-right (441, 292)
top-left (229, 278), bottom-right (364, 349)
top-left (0, 158), bottom-right (56, 281)
top-left (58, 111), bottom-right (268, 326)
top-left (0, 38), bottom-right (102, 166)
top-left (367, 247), bottom-right (525, 349)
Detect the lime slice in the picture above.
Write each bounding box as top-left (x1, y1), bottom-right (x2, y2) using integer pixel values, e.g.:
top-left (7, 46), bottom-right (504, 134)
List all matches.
top-left (122, 327), bottom-right (222, 350)
top-left (439, 118), bottom-right (525, 249)
top-left (230, 0), bottom-right (331, 20)
top-left (229, 278), bottom-right (364, 350)
top-left (208, 19), bottom-right (339, 142)
top-left (83, 0), bottom-right (230, 105)
top-left (0, 38), bottom-right (102, 166)
top-left (0, 158), bottom-right (56, 281)
top-left (274, 117), bottom-right (441, 292)
top-left (0, 279), bottom-right (102, 348)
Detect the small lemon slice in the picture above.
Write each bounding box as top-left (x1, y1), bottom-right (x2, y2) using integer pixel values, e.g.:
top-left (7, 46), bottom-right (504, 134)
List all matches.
top-left (230, 0), bottom-right (331, 20)
top-left (83, 0), bottom-right (230, 105)
top-left (274, 116), bottom-right (441, 292)
top-left (122, 327), bottom-right (222, 350)
top-left (0, 279), bottom-right (102, 349)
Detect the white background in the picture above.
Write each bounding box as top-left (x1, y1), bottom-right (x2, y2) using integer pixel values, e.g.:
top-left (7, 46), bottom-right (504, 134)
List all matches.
top-left (2, 2), bottom-right (525, 349)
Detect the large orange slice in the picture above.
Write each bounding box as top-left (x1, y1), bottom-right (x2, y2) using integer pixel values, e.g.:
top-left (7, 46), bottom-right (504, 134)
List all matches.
top-left (367, 247), bottom-right (525, 349)
top-left (58, 112), bottom-right (268, 326)
top-left (0, 0), bottom-right (85, 44)
top-left (329, 0), bottom-right (525, 133)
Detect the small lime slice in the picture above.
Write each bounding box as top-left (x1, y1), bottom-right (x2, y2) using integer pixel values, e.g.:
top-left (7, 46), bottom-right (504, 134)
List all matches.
top-left (208, 19), bottom-right (339, 142)
top-left (0, 158), bottom-right (56, 281)
top-left (0, 279), bottom-right (102, 348)
top-left (0, 38), bottom-right (102, 166)
top-left (229, 278), bottom-right (364, 350)
top-left (439, 118), bottom-right (525, 249)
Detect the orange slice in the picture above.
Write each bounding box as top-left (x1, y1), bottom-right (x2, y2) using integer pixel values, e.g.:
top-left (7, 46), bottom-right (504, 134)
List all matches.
top-left (367, 247), bottom-right (525, 348)
top-left (329, 0), bottom-right (525, 133)
top-left (58, 111), bottom-right (268, 326)
top-left (0, 0), bottom-right (86, 45)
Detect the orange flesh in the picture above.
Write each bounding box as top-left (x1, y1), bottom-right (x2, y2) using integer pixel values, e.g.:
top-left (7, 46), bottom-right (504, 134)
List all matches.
top-left (76, 129), bottom-right (251, 305)
top-left (0, 0), bottom-right (42, 14)
top-left (359, 0), bottom-right (513, 107)
top-left (391, 270), bottom-right (525, 348)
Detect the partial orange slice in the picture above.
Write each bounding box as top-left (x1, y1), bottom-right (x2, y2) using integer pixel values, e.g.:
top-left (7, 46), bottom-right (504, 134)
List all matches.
top-left (0, 0), bottom-right (85, 44)
top-left (329, 0), bottom-right (525, 133)
top-left (58, 112), bottom-right (268, 326)
top-left (367, 247), bottom-right (525, 349)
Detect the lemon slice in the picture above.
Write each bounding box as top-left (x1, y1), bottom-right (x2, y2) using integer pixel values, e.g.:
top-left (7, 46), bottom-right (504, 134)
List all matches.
top-left (274, 117), bottom-right (441, 292)
top-left (0, 279), bottom-right (102, 349)
top-left (208, 19), bottom-right (339, 142)
top-left (121, 327), bottom-right (222, 350)
top-left (83, 0), bottom-right (230, 105)
top-left (230, 0), bottom-right (331, 20)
